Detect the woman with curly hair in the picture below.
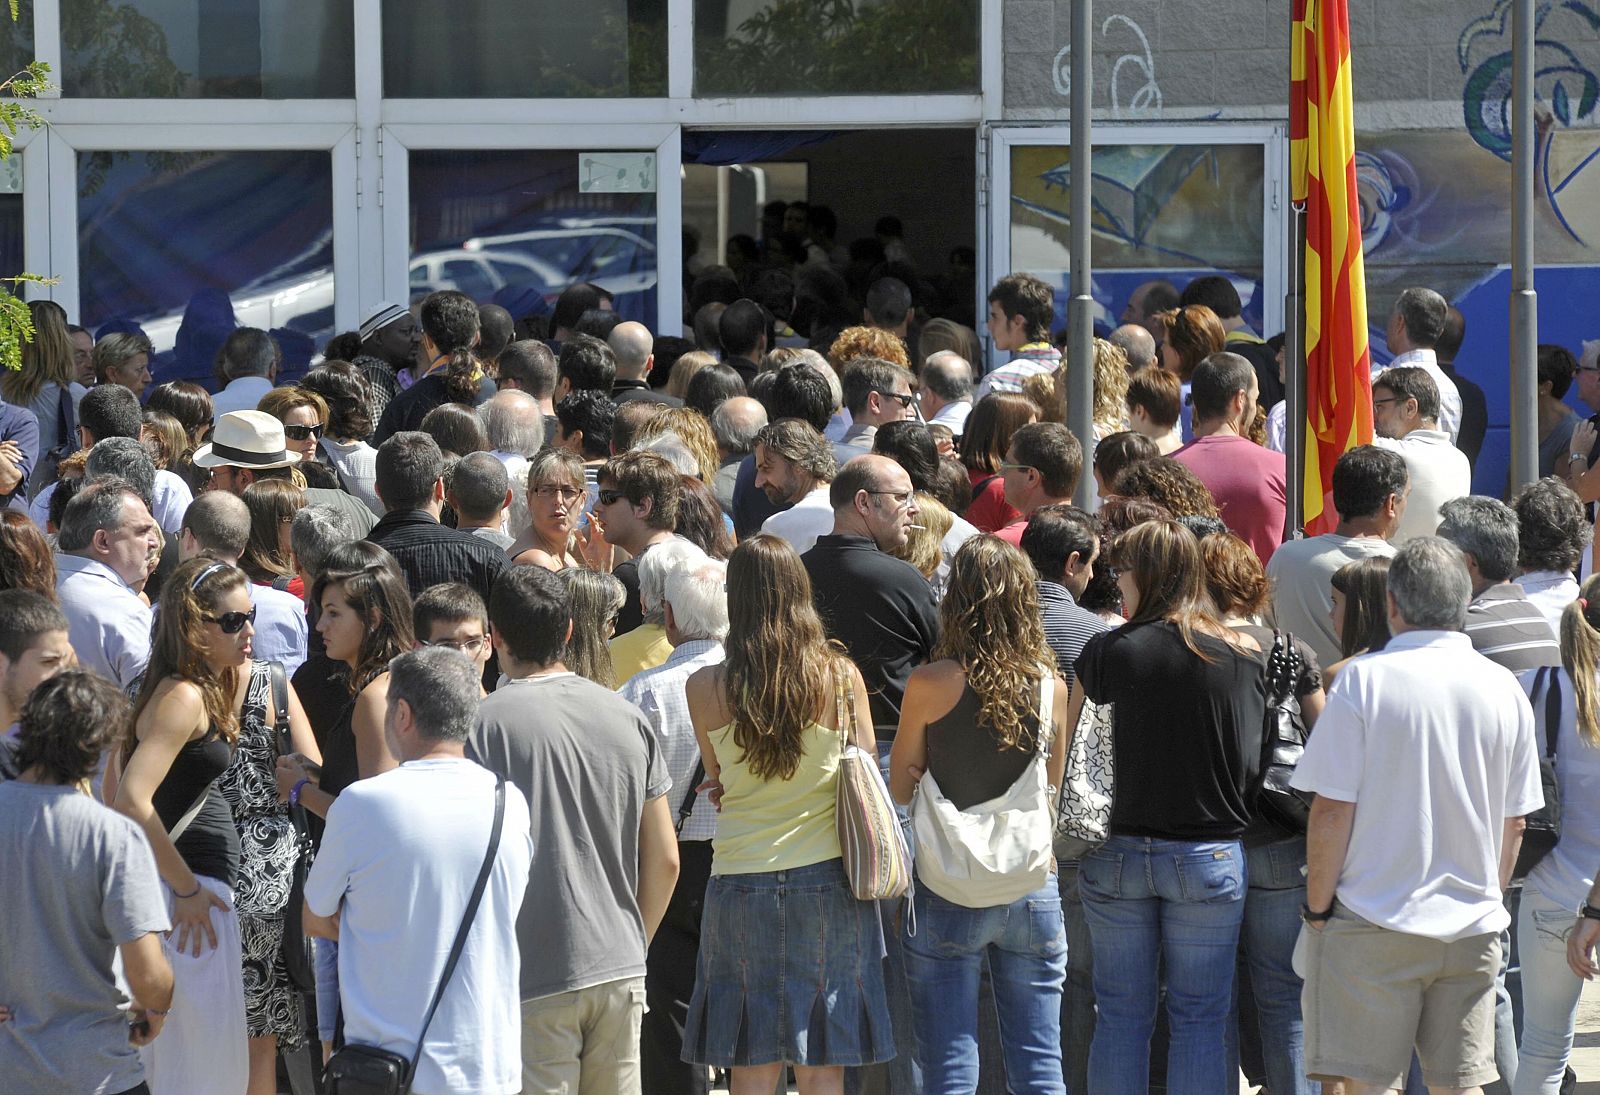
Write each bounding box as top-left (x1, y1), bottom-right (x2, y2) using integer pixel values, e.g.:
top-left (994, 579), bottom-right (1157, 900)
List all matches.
top-left (889, 535), bottom-right (1070, 1089)
top-left (682, 534), bottom-right (893, 1091)
top-left (636, 404), bottom-right (721, 483)
top-left (111, 559), bottom-right (266, 1093)
top-left (300, 361), bottom-right (383, 515)
top-left (828, 324), bottom-right (912, 371)
top-left (1111, 455), bottom-right (1220, 520)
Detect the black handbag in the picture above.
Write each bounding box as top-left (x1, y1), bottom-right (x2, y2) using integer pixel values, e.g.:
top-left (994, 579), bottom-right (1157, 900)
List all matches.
top-left (1514, 666), bottom-right (1564, 882)
top-left (324, 775), bottom-right (507, 1095)
top-left (272, 661), bottom-right (317, 994)
top-left (1256, 631), bottom-right (1315, 834)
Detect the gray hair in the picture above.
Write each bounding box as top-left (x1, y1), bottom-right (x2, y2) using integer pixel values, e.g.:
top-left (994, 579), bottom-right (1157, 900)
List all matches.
top-left (1387, 536), bottom-right (1471, 631)
top-left (1393, 287), bottom-right (1448, 348)
top-left (57, 476), bottom-right (142, 553)
top-left (385, 646), bottom-right (482, 742)
top-left (290, 504), bottom-right (357, 578)
top-left (1108, 323), bottom-right (1157, 370)
top-left (633, 432), bottom-right (699, 477)
top-left (477, 390), bottom-right (545, 458)
top-left (1437, 495), bottom-right (1520, 582)
top-left (637, 536), bottom-right (709, 620)
top-left (711, 396), bottom-right (768, 456)
top-left (922, 351), bottom-right (974, 402)
top-left (665, 559), bottom-right (729, 642)
top-left (85, 437), bottom-right (155, 509)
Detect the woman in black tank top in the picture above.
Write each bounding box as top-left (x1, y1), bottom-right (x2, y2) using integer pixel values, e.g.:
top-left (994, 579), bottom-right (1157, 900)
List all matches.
top-left (112, 558), bottom-right (261, 1093)
top-left (890, 535), bottom-right (1072, 1091)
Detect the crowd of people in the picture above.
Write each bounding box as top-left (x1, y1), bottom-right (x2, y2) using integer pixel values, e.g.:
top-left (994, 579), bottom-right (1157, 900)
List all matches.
top-left (1, 243), bottom-right (1598, 1095)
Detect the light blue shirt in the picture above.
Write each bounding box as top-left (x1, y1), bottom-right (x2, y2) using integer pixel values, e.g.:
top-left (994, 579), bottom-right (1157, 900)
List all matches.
top-left (618, 638), bottom-right (725, 842)
top-left (32, 469), bottom-right (192, 535)
top-left (211, 377), bottom-right (275, 421)
top-left (250, 583), bottom-right (308, 678)
top-left (55, 553), bottom-right (151, 689)
top-left (1527, 668), bottom-right (1600, 911)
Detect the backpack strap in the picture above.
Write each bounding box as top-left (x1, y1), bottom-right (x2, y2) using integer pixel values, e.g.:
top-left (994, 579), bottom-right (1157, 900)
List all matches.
top-left (1543, 667), bottom-right (1563, 761)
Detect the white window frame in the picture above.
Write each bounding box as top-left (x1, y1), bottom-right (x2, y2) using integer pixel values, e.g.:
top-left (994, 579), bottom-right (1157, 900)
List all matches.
top-left (985, 123), bottom-right (1289, 356)
top-left (8, 0), bottom-right (1004, 336)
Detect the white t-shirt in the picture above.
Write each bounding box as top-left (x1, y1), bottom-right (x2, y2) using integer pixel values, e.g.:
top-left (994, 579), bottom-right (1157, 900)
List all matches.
top-left (760, 484), bottom-right (835, 556)
top-left (1373, 428), bottom-right (1471, 543)
top-left (1291, 630), bottom-right (1543, 941)
top-left (305, 758), bottom-right (533, 1095)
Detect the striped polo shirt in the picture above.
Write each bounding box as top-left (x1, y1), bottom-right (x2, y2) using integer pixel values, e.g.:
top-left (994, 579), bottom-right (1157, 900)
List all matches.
top-left (1462, 583), bottom-right (1561, 672)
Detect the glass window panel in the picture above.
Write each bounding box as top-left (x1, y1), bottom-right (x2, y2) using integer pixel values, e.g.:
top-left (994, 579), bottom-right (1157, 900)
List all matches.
top-left (62, 0), bottom-right (353, 98)
top-left (1, 0), bottom-right (34, 91)
top-left (409, 150), bottom-right (658, 327)
top-left (78, 149), bottom-right (335, 384)
top-left (1008, 143), bottom-right (1268, 331)
top-left (384, 0), bottom-right (665, 98)
top-left (694, 0), bottom-right (978, 96)
top-left (0, 154), bottom-right (22, 287)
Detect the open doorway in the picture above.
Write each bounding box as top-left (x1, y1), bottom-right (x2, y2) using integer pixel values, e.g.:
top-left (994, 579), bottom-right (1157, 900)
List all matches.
top-left (680, 128), bottom-right (979, 342)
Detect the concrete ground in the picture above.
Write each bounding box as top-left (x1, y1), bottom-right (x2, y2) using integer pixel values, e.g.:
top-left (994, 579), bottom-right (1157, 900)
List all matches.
top-left (1573, 973), bottom-right (1600, 1090)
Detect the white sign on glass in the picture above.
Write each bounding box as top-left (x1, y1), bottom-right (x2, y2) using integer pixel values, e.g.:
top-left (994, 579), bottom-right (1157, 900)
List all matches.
top-left (579, 153), bottom-right (656, 194)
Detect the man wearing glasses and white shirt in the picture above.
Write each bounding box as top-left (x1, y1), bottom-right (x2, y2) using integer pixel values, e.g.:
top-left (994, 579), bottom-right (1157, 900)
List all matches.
top-left (1371, 287), bottom-right (1463, 444)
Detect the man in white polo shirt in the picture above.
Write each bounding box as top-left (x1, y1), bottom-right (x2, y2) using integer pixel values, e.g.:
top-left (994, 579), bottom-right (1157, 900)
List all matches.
top-left (1371, 366), bottom-right (1470, 543)
top-left (1291, 537), bottom-right (1542, 1094)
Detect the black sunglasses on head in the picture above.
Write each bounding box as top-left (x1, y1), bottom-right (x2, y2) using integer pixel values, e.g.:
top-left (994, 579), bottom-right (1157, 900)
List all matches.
top-left (204, 607), bottom-right (257, 634)
top-left (283, 423), bottom-right (325, 441)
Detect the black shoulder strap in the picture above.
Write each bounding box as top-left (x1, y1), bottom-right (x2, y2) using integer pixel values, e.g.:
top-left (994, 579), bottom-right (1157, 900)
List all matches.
top-left (1544, 667), bottom-right (1563, 760)
top-left (675, 761), bottom-right (705, 836)
top-left (269, 661), bottom-right (291, 755)
top-left (407, 775), bottom-right (506, 1086)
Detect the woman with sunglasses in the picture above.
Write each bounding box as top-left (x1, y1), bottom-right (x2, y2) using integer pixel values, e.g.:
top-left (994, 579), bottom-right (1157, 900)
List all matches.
top-left (213, 578), bottom-right (321, 1095)
top-left (510, 448), bottom-right (595, 571)
top-left (111, 558), bottom-right (264, 1093)
top-left (257, 386), bottom-right (330, 464)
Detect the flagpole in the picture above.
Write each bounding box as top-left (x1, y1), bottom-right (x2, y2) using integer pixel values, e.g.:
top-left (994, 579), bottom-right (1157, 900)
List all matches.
top-left (1509, 0), bottom-right (1538, 490)
top-left (1067, 0), bottom-right (1095, 508)
top-left (1285, 199), bottom-right (1306, 540)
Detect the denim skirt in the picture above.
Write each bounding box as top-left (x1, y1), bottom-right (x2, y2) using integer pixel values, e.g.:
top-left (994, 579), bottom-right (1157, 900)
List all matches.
top-left (682, 857), bottom-right (896, 1068)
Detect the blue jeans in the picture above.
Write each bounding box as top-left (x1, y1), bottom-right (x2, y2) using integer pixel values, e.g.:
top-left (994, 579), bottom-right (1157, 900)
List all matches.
top-left (1058, 862), bottom-right (1096, 1095)
top-left (903, 877), bottom-right (1068, 1094)
top-left (1513, 885), bottom-right (1583, 1095)
top-left (1080, 836), bottom-right (1246, 1095)
top-left (1235, 836), bottom-right (1315, 1095)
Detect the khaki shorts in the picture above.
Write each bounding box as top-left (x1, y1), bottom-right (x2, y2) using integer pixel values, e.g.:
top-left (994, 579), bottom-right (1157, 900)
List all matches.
top-left (522, 975), bottom-right (646, 1095)
top-left (1301, 904), bottom-right (1500, 1090)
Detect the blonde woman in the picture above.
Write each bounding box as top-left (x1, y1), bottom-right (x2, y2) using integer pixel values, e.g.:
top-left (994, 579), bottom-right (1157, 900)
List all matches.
top-left (509, 448), bottom-right (594, 571)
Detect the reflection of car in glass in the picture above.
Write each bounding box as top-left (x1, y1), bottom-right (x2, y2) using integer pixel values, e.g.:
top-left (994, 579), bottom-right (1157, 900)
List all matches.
top-left (460, 227), bottom-right (657, 305)
top-left (407, 249), bottom-right (564, 304)
top-left (140, 268), bottom-right (337, 354)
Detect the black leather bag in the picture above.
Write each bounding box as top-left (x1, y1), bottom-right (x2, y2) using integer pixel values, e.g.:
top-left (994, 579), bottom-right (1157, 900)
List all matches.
top-left (1256, 631), bottom-right (1315, 834)
top-left (1514, 666), bottom-right (1563, 882)
top-left (324, 776), bottom-right (506, 1095)
top-left (272, 661), bottom-right (317, 994)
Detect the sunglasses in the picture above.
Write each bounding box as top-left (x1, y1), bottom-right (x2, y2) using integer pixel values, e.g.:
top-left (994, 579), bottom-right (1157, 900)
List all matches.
top-left (874, 390), bottom-right (917, 409)
top-left (597, 488), bottom-right (627, 506)
top-left (204, 607), bottom-right (257, 634)
top-left (282, 423), bottom-right (325, 441)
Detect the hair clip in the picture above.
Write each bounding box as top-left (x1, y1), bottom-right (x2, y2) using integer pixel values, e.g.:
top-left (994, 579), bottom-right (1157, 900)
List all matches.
top-left (1581, 597), bottom-right (1590, 610)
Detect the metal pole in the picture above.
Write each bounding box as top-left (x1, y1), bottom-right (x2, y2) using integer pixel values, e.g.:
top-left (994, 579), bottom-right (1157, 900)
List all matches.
top-left (1285, 205), bottom-right (1306, 539)
top-left (1509, 0), bottom-right (1539, 490)
top-left (1067, 0), bottom-right (1096, 509)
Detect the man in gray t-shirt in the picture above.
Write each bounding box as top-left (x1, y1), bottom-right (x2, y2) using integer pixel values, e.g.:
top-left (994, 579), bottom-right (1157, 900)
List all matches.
top-left (0, 672), bottom-right (173, 1095)
top-left (471, 565), bottom-right (678, 1095)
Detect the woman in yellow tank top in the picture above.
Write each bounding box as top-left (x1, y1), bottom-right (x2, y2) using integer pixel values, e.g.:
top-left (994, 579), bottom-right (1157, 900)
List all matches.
top-left (681, 534), bottom-right (896, 1092)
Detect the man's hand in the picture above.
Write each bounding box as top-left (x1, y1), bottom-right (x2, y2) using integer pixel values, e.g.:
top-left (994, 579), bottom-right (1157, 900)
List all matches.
top-left (127, 1006), bottom-right (166, 1046)
top-left (1569, 916), bottom-right (1600, 980)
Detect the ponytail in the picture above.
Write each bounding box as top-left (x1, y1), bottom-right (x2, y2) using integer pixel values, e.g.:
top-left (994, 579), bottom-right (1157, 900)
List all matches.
top-left (443, 348), bottom-right (482, 403)
top-left (1559, 574), bottom-right (1600, 747)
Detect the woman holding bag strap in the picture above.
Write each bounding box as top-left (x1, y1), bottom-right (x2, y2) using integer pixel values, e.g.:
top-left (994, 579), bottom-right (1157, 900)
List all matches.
top-left (889, 535), bottom-right (1071, 1094)
top-left (681, 533), bottom-right (896, 1093)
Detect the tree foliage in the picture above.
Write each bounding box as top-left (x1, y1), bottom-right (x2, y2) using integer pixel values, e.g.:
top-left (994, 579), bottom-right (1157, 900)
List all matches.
top-left (0, 1), bottom-right (54, 372)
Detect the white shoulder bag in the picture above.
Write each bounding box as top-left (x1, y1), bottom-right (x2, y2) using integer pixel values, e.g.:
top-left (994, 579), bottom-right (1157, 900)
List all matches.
top-left (911, 670), bottom-right (1057, 909)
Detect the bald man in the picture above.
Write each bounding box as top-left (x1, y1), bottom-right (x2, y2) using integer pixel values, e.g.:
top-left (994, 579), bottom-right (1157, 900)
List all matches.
top-left (607, 321), bottom-right (681, 407)
top-left (1108, 323), bottom-right (1157, 372)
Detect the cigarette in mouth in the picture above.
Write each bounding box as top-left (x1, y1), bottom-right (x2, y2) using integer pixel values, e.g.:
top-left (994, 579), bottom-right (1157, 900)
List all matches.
top-left (907, 524), bottom-right (927, 530)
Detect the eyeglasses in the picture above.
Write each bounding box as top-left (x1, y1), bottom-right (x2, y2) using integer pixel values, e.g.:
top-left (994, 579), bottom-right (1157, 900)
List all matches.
top-left (597, 488), bottom-right (627, 506)
top-left (999, 462), bottom-right (1035, 473)
top-left (1371, 397), bottom-right (1401, 407)
top-left (531, 484), bottom-right (583, 502)
top-left (1578, 365), bottom-right (1600, 375)
top-left (282, 423), bottom-right (325, 441)
top-left (204, 607), bottom-right (257, 634)
top-left (426, 636), bottom-right (489, 656)
top-left (874, 390), bottom-right (917, 409)
top-left (864, 488), bottom-right (915, 509)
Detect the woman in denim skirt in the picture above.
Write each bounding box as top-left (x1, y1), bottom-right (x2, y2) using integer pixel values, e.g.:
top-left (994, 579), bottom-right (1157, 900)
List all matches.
top-left (1068, 519), bottom-right (1267, 1094)
top-left (890, 536), bottom-right (1071, 1093)
top-left (681, 534), bottom-right (894, 1093)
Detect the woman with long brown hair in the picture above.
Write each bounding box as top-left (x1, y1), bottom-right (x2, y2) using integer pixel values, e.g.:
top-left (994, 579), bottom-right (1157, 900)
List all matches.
top-left (241, 479), bottom-right (305, 590)
top-left (891, 536), bottom-right (1070, 1089)
top-left (6, 299), bottom-right (80, 492)
top-left (0, 509), bottom-right (56, 597)
top-left (111, 558), bottom-right (261, 1092)
top-left (682, 534), bottom-right (893, 1092)
top-left (1070, 519), bottom-right (1265, 1092)
top-left (1325, 556), bottom-right (1392, 685)
top-left (961, 391), bottom-right (1041, 532)
top-left (1156, 303), bottom-right (1226, 441)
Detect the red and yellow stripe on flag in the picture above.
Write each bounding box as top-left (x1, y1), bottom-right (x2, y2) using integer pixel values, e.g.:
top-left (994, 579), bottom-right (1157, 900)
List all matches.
top-left (1290, 0), bottom-right (1372, 533)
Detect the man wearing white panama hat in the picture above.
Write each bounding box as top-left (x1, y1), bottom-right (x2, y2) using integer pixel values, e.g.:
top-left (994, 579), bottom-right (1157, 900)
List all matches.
top-left (196, 410), bottom-right (376, 536)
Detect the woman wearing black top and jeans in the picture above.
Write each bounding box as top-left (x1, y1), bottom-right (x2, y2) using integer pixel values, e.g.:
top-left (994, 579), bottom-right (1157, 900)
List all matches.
top-left (113, 558), bottom-right (262, 1093)
top-left (891, 536), bottom-right (1071, 1093)
top-left (1069, 519), bottom-right (1267, 1095)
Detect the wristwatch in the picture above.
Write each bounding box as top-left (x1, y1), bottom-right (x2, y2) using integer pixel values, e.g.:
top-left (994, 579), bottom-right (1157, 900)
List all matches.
top-left (1580, 903), bottom-right (1600, 921)
top-left (1571, 452), bottom-right (1589, 464)
top-left (1300, 902), bottom-right (1334, 924)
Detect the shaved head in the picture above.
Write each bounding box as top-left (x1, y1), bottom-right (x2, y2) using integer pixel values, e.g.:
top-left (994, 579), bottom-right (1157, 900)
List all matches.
top-left (608, 321), bottom-right (655, 380)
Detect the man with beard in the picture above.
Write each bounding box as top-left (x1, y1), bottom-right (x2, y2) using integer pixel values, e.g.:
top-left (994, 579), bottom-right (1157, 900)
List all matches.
top-left (754, 419), bottom-right (838, 555)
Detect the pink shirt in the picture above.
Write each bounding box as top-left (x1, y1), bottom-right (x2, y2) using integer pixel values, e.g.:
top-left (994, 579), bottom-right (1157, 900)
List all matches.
top-left (1173, 433), bottom-right (1288, 564)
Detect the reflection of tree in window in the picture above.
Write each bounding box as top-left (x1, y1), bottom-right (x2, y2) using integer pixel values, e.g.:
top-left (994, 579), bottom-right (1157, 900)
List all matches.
top-left (694, 0), bottom-right (979, 95)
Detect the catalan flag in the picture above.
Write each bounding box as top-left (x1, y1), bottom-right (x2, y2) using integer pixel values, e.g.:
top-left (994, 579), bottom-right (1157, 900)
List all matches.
top-left (1290, 0), bottom-right (1372, 533)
